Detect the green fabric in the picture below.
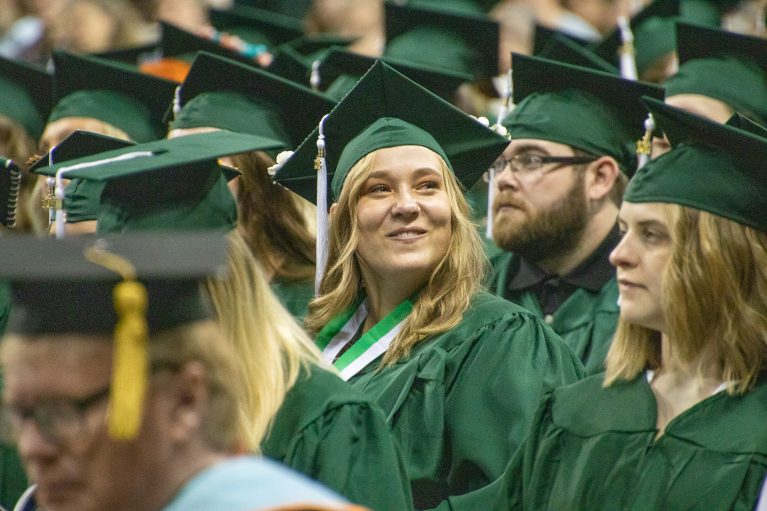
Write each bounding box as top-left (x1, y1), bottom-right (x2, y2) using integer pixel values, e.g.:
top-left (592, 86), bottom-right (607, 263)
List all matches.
top-left (0, 363), bottom-right (28, 511)
top-left (0, 74), bottom-right (46, 140)
top-left (62, 179), bottom-right (102, 223)
top-left (538, 35), bottom-right (618, 74)
top-left (333, 118), bottom-right (451, 200)
top-left (261, 363), bottom-right (413, 511)
top-left (665, 56), bottom-right (767, 124)
top-left (491, 373), bottom-right (767, 509)
top-left (172, 92), bottom-right (291, 144)
top-left (489, 252), bottom-right (619, 375)
top-left (385, 26), bottom-right (478, 79)
top-left (634, 16), bottom-right (677, 74)
top-left (269, 278), bottom-right (314, 321)
top-left (341, 291), bottom-right (584, 510)
top-left (625, 97), bottom-right (767, 233)
top-left (0, 280), bottom-right (9, 337)
top-left (209, 4), bottom-right (303, 47)
top-left (680, 0), bottom-right (738, 25)
top-left (0, 56), bottom-right (52, 140)
top-left (504, 55), bottom-right (665, 175)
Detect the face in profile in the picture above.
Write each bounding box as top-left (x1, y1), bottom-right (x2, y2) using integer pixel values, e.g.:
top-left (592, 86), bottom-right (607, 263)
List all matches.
top-left (1, 335), bottom-right (173, 511)
top-left (610, 201), bottom-right (673, 332)
top-left (353, 145), bottom-right (452, 288)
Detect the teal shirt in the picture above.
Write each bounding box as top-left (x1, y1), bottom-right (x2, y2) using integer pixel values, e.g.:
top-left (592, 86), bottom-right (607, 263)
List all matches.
top-left (489, 252), bottom-right (619, 374)
top-left (270, 278), bottom-right (315, 321)
top-left (262, 364), bottom-right (413, 511)
top-left (494, 373), bottom-right (767, 510)
top-left (344, 291), bottom-right (585, 510)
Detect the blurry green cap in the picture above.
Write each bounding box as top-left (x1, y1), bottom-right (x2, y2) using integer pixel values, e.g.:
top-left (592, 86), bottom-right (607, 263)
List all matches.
top-left (725, 113), bottom-right (767, 139)
top-left (384, 1), bottom-right (499, 78)
top-left (0, 55), bottom-right (53, 140)
top-left (626, 96), bottom-right (767, 233)
top-left (538, 33), bottom-right (619, 74)
top-left (532, 24), bottom-right (591, 55)
top-left (48, 51), bottom-right (177, 143)
top-left (318, 46), bottom-right (472, 101)
top-left (29, 130), bottom-right (134, 224)
top-left (679, 0), bottom-right (739, 26)
top-left (504, 54), bottom-right (664, 174)
top-left (666, 22), bottom-right (767, 124)
top-left (34, 131), bottom-right (284, 233)
top-left (592, 0), bottom-right (679, 75)
top-left (171, 52), bottom-right (336, 149)
top-left (209, 4), bottom-right (303, 48)
top-left (273, 60), bottom-right (509, 203)
top-left (233, 0), bottom-right (311, 19)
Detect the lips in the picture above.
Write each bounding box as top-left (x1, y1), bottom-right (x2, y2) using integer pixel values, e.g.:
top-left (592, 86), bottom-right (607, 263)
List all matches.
top-left (386, 227), bottom-right (427, 240)
top-left (618, 278), bottom-right (645, 290)
top-left (493, 193), bottom-right (525, 213)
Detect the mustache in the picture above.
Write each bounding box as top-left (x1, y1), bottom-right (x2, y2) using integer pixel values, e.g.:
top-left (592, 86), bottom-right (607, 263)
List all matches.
top-left (493, 192), bottom-right (526, 212)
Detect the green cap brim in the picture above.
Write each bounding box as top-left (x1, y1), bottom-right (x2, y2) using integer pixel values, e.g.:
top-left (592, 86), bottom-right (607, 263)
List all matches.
top-left (725, 113), bottom-right (767, 139)
top-left (29, 130), bottom-right (134, 174)
top-left (0, 55), bottom-right (53, 140)
top-left (273, 60), bottom-right (509, 204)
top-left (532, 24), bottom-right (591, 55)
top-left (538, 34), bottom-right (619, 74)
top-left (626, 96), bottom-right (767, 233)
top-left (209, 4), bottom-right (303, 47)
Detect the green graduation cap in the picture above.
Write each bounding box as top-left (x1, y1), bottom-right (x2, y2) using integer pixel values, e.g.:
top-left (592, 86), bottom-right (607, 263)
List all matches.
top-left (592, 0), bottom-right (679, 77)
top-left (0, 231), bottom-right (227, 440)
top-left (171, 51), bottom-right (336, 149)
top-left (49, 50), bottom-right (177, 143)
top-left (384, 1), bottom-right (500, 79)
top-left (503, 53), bottom-right (665, 174)
top-left (28, 130), bottom-right (134, 224)
top-left (0, 55), bottom-right (53, 140)
top-left (316, 46), bottom-right (472, 102)
top-left (679, 0), bottom-right (739, 26)
top-left (34, 130), bottom-right (284, 234)
top-left (0, 157), bottom-right (21, 228)
top-left (92, 42), bottom-right (161, 66)
top-left (532, 24), bottom-right (591, 55)
top-left (665, 21), bottom-right (767, 124)
top-left (209, 4), bottom-right (304, 49)
top-left (538, 33), bottom-right (619, 74)
top-left (725, 113), bottom-right (767, 139)
top-left (626, 96), bottom-right (767, 233)
top-left (283, 34), bottom-right (356, 62)
top-left (233, 0), bottom-right (312, 19)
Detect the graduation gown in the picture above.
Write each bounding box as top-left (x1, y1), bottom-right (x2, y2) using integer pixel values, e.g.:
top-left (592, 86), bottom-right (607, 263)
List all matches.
top-left (270, 277), bottom-right (315, 321)
top-left (261, 364), bottom-right (413, 511)
top-left (498, 373), bottom-right (767, 511)
top-left (489, 252), bottom-right (619, 375)
top-left (345, 291), bottom-right (585, 510)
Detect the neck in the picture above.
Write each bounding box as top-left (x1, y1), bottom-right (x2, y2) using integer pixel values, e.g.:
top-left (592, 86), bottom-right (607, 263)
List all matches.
top-left (537, 204), bottom-right (617, 276)
top-left (657, 332), bottom-right (722, 384)
top-left (360, 270), bottom-right (423, 332)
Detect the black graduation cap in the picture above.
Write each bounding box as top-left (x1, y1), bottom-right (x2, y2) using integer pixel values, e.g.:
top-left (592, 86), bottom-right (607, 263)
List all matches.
top-left (532, 24), bottom-right (591, 55)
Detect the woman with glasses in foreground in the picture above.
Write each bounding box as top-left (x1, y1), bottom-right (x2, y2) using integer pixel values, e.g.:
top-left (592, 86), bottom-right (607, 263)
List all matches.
top-left (274, 61), bottom-right (584, 511)
top-left (486, 99), bottom-right (767, 510)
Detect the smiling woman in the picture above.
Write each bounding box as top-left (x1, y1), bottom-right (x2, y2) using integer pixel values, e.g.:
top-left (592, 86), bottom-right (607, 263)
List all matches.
top-left (274, 61), bottom-right (584, 510)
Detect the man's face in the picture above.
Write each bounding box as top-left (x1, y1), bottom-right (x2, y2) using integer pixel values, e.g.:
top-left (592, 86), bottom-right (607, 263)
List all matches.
top-left (1, 335), bottom-right (172, 511)
top-left (492, 138), bottom-right (591, 263)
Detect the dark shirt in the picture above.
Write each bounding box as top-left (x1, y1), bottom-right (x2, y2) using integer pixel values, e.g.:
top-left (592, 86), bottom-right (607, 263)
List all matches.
top-left (507, 225), bottom-right (620, 315)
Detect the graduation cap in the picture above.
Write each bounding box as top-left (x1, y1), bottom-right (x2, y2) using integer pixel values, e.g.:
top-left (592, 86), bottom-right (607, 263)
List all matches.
top-left (233, 0), bottom-right (312, 19)
top-left (171, 51), bottom-right (336, 149)
top-left (665, 22), bottom-right (767, 124)
top-left (626, 96), bottom-right (767, 233)
top-left (0, 157), bottom-right (21, 228)
top-left (48, 51), bottom-right (177, 143)
top-left (29, 130), bottom-right (135, 224)
top-left (725, 114), bottom-right (767, 139)
top-left (384, 1), bottom-right (500, 79)
top-left (0, 55), bottom-right (53, 140)
top-left (592, 0), bottom-right (679, 76)
top-left (679, 0), bottom-right (740, 26)
top-left (34, 130), bottom-right (284, 234)
top-left (532, 24), bottom-right (591, 56)
top-left (538, 33), bottom-right (619, 74)
top-left (0, 231), bottom-right (227, 441)
top-left (504, 54), bottom-right (664, 174)
top-left (317, 46), bottom-right (472, 102)
top-left (209, 4), bottom-right (304, 48)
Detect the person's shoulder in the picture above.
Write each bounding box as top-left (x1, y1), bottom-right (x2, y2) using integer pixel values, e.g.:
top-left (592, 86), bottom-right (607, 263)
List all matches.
top-left (464, 290), bottom-right (539, 322)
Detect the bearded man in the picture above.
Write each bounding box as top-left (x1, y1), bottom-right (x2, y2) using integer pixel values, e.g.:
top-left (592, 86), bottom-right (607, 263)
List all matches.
top-left (488, 54), bottom-right (663, 374)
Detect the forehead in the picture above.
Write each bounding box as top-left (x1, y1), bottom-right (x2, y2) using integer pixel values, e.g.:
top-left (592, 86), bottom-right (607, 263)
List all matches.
top-left (368, 145), bottom-right (444, 173)
top-left (618, 201), bottom-right (671, 225)
top-left (506, 138), bottom-right (575, 155)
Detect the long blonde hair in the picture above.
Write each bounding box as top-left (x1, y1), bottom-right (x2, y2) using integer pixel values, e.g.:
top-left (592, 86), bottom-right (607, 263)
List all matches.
top-left (205, 231), bottom-right (324, 451)
top-left (605, 204), bottom-right (767, 394)
top-left (305, 149), bottom-right (486, 365)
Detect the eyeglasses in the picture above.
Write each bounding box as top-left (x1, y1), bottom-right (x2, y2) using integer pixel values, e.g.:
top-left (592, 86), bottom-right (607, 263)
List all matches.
top-left (1, 386), bottom-right (110, 446)
top-left (489, 153), bottom-right (598, 177)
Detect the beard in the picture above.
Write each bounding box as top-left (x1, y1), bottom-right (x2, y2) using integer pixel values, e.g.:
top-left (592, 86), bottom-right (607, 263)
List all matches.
top-left (492, 174), bottom-right (590, 263)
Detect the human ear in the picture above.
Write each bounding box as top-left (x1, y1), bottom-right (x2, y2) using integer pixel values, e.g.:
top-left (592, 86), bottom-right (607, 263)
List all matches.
top-left (329, 203), bottom-right (338, 217)
top-left (166, 361), bottom-right (208, 442)
top-left (585, 156), bottom-right (619, 202)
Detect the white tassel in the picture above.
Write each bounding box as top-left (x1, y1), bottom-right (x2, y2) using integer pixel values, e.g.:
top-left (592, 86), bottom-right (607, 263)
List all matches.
top-left (485, 168), bottom-right (496, 240)
top-left (617, 16), bottom-right (638, 80)
top-left (636, 113), bottom-right (655, 170)
top-left (172, 85), bottom-right (182, 119)
top-left (310, 59), bottom-right (321, 91)
top-left (314, 114), bottom-right (330, 295)
top-left (495, 68), bottom-right (513, 126)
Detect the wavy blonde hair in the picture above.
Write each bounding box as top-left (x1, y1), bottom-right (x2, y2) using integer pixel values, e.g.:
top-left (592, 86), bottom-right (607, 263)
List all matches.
top-left (205, 231), bottom-right (324, 451)
top-left (305, 149), bottom-right (486, 365)
top-left (605, 204), bottom-right (767, 394)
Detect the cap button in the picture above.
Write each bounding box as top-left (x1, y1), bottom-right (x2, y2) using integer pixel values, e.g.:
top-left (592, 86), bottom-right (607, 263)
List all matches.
top-left (544, 314), bottom-right (555, 325)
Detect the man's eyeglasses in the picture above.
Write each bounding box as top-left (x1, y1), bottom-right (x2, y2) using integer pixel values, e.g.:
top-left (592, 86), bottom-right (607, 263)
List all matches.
top-left (1, 386), bottom-right (110, 446)
top-left (489, 153), bottom-right (598, 176)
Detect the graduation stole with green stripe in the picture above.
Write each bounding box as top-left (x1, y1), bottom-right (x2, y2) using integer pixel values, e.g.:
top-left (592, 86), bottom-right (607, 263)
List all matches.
top-left (316, 297), bottom-right (414, 380)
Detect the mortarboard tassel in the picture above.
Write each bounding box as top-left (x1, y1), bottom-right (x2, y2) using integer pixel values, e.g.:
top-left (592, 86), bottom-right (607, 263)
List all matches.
top-left (310, 59), bottom-right (322, 91)
top-left (1, 158), bottom-right (20, 229)
top-left (487, 69), bottom-right (513, 240)
top-left (314, 114), bottom-right (330, 294)
top-left (84, 244), bottom-right (149, 441)
top-left (617, 16), bottom-right (638, 80)
top-left (636, 113), bottom-right (655, 170)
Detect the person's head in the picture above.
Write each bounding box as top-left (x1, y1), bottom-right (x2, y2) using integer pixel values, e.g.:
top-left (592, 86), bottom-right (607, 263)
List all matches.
top-left (560, 0), bottom-right (627, 35)
top-left (273, 61), bottom-right (508, 362)
top-left (0, 233), bottom-right (239, 511)
top-left (493, 54), bottom-right (663, 262)
top-left (605, 98), bottom-right (767, 393)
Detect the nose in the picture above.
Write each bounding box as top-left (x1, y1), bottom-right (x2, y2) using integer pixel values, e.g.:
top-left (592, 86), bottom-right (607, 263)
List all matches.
top-left (16, 420), bottom-right (59, 465)
top-left (494, 161), bottom-right (520, 191)
top-left (609, 233), bottom-right (637, 268)
top-left (391, 190), bottom-right (420, 217)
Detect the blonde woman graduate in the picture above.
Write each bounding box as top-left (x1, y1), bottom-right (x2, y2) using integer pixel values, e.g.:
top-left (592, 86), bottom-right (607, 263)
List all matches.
top-left (34, 130), bottom-right (413, 511)
top-left (273, 61), bottom-right (585, 511)
top-left (484, 99), bottom-right (767, 510)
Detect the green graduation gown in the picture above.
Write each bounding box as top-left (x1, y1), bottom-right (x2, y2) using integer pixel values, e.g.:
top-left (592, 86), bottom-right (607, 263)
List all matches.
top-left (261, 363), bottom-right (413, 511)
top-left (344, 291), bottom-right (585, 510)
top-left (489, 252), bottom-right (619, 375)
top-left (497, 372), bottom-right (767, 510)
top-left (270, 277), bottom-right (315, 321)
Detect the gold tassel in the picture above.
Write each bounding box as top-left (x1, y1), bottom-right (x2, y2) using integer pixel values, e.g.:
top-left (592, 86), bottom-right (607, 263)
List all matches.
top-left (84, 246), bottom-right (149, 440)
